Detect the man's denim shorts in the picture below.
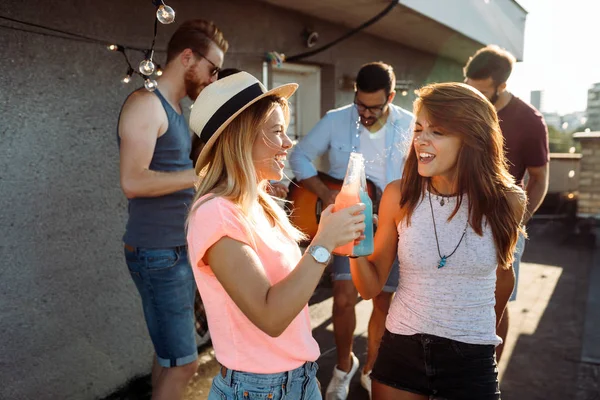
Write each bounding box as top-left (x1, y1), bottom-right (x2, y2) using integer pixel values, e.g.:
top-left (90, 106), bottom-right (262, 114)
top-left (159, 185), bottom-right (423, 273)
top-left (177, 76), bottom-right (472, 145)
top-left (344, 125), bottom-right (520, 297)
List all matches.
top-left (331, 255), bottom-right (400, 293)
top-left (509, 234), bottom-right (526, 302)
top-left (124, 245), bottom-right (198, 368)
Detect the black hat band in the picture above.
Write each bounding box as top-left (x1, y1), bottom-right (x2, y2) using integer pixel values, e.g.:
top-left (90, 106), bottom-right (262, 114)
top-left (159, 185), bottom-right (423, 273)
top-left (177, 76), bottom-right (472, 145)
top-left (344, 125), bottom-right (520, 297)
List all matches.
top-left (200, 82), bottom-right (264, 143)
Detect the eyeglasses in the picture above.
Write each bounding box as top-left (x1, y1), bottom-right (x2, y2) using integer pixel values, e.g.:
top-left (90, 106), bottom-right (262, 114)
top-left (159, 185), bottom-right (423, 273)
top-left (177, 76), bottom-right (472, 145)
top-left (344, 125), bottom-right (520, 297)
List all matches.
top-left (193, 51), bottom-right (221, 76)
top-left (353, 94), bottom-right (387, 115)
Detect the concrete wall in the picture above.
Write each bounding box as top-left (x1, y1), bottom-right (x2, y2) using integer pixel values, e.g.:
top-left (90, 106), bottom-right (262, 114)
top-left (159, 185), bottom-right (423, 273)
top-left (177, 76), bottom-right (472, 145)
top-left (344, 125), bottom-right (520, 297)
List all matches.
top-left (0, 1), bottom-right (464, 399)
top-left (574, 133), bottom-right (600, 217)
top-left (548, 154), bottom-right (581, 194)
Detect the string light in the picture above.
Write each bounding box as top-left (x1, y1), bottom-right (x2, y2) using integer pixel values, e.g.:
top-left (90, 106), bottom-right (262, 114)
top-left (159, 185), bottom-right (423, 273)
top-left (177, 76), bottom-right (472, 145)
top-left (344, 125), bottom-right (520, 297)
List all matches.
top-left (395, 81), bottom-right (412, 97)
top-left (109, 1), bottom-right (173, 90)
top-left (122, 67), bottom-right (134, 83)
top-left (3, 6), bottom-right (258, 91)
top-left (145, 79), bottom-right (158, 91)
top-left (139, 57), bottom-right (156, 75)
top-left (156, 3), bottom-right (176, 24)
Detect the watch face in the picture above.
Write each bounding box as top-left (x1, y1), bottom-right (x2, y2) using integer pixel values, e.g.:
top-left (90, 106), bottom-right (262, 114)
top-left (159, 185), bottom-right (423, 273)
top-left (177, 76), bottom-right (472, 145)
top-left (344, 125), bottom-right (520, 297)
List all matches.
top-left (313, 246), bottom-right (330, 263)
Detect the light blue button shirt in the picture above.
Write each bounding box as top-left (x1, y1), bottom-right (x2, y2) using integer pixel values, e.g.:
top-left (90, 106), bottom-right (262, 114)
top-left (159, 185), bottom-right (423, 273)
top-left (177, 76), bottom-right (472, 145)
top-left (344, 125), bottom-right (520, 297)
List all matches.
top-left (289, 103), bottom-right (414, 189)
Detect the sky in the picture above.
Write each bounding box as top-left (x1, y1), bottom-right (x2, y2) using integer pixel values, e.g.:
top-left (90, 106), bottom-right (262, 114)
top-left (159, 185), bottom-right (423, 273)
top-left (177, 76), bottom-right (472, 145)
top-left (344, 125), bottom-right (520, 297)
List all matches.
top-left (508, 0), bottom-right (600, 115)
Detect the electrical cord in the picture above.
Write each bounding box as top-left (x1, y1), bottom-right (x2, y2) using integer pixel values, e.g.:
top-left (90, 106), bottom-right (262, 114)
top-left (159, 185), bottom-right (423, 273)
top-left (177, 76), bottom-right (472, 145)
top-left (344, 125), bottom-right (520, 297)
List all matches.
top-left (286, 0), bottom-right (399, 62)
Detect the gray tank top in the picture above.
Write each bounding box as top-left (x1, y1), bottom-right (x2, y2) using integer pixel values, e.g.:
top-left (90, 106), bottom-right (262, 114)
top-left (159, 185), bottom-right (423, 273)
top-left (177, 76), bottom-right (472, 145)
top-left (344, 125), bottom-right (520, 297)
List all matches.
top-left (118, 89), bottom-right (194, 248)
top-left (387, 192), bottom-right (501, 346)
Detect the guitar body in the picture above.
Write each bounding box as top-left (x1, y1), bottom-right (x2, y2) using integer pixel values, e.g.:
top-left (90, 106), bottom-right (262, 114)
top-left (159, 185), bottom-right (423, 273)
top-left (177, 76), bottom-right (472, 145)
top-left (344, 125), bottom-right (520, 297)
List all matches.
top-left (286, 172), bottom-right (379, 245)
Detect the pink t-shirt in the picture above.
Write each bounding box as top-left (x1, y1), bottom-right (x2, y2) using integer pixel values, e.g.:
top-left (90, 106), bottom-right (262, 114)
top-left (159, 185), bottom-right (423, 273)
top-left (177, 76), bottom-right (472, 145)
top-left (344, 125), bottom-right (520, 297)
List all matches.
top-left (186, 195), bottom-right (320, 373)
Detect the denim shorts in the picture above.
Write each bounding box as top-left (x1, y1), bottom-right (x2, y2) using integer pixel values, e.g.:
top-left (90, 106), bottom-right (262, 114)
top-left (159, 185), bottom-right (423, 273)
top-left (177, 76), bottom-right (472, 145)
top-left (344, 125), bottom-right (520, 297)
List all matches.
top-left (371, 330), bottom-right (500, 400)
top-left (124, 245), bottom-right (198, 368)
top-left (331, 255), bottom-right (399, 293)
top-left (208, 362), bottom-right (321, 400)
top-left (509, 234), bottom-right (526, 302)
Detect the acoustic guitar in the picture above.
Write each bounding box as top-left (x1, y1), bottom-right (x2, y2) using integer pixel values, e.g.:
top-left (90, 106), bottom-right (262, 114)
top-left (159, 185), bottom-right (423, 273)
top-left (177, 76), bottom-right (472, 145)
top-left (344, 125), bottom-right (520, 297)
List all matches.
top-left (286, 172), bottom-right (380, 245)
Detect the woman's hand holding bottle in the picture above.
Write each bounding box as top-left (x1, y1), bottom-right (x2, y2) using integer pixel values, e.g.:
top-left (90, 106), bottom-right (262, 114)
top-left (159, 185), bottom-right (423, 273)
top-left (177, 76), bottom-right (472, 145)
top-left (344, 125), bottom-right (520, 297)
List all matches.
top-left (312, 204), bottom-right (366, 252)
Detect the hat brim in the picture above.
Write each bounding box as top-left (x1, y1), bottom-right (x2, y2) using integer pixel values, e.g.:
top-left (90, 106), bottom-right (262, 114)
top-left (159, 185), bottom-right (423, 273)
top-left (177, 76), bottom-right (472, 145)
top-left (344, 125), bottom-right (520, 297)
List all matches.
top-left (195, 83), bottom-right (298, 174)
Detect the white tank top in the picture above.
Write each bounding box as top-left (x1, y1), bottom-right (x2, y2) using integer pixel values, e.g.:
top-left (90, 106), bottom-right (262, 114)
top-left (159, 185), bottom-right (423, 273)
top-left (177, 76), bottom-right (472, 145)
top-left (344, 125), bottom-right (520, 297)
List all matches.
top-left (386, 192), bottom-right (502, 346)
top-left (360, 124), bottom-right (387, 191)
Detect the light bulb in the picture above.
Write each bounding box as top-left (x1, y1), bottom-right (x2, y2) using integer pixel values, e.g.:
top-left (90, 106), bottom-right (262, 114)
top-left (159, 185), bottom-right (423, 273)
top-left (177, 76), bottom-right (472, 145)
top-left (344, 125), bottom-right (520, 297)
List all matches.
top-left (156, 4), bottom-right (175, 24)
top-left (569, 146), bottom-right (576, 153)
top-left (107, 44), bottom-right (118, 51)
top-left (568, 170), bottom-right (575, 178)
top-left (156, 68), bottom-right (163, 76)
top-left (122, 75), bottom-right (132, 84)
top-left (145, 79), bottom-right (158, 92)
top-left (139, 59), bottom-right (156, 76)
top-left (401, 90), bottom-right (408, 96)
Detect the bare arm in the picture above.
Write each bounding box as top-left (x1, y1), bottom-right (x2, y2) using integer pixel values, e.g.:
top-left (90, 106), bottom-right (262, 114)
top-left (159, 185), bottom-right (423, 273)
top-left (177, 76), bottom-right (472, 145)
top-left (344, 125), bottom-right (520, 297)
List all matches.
top-left (350, 180), bottom-right (402, 300)
top-left (495, 189), bottom-right (527, 327)
top-left (523, 164), bottom-right (549, 224)
top-left (495, 264), bottom-right (515, 328)
top-left (118, 91), bottom-right (197, 199)
top-left (206, 204), bottom-right (366, 337)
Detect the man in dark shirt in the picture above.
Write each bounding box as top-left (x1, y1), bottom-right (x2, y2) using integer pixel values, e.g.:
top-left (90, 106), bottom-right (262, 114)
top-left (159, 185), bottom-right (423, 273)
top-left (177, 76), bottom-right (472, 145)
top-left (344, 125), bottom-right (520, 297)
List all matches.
top-left (118, 20), bottom-right (228, 400)
top-left (464, 45), bottom-right (550, 361)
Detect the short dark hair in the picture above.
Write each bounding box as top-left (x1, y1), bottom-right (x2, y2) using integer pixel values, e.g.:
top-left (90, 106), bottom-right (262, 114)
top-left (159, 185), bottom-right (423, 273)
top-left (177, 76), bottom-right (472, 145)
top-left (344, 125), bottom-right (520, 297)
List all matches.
top-left (167, 19), bottom-right (228, 64)
top-left (356, 62), bottom-right (396, 96)
top-left (463, 45), bottom-right (516, 85)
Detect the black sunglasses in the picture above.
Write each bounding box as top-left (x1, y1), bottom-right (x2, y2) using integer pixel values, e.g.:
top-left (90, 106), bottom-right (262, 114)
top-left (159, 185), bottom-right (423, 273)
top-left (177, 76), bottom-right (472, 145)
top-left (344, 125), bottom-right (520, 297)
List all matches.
top-left (193, 51), bottom-right (221, 76)
top-left (353, 93), bottom-right (388, 115)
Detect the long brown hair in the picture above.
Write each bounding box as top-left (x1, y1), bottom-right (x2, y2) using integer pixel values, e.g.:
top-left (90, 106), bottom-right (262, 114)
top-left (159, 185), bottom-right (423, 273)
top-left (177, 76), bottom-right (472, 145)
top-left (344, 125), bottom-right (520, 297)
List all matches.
top-left (188, 95), bottom-right (306, 243)
top-left (400, 82), bottom-right (524, 269)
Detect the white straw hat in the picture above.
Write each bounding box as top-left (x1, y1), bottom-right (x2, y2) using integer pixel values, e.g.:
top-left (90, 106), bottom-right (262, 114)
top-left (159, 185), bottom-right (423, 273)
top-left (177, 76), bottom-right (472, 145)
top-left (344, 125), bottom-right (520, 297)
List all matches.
top-left (189, 71), bottom-right (298, 173)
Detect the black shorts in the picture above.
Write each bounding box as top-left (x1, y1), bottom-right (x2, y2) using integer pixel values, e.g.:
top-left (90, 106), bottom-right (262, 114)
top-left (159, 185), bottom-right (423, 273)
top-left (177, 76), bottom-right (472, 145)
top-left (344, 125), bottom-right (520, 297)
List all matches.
top-left (371, 330), bottom-right (500, 400)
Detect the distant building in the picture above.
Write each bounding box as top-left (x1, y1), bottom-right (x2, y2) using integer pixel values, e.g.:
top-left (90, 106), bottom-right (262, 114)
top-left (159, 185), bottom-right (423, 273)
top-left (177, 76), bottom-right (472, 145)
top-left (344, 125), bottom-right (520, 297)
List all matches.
top-left (543, 112), bottom-right (562, 130)
top-left (560, 111), bottom-right (587, 132)
top-left (586, 83), bottom-right (600, 131)
top-left (530, 90), bottom-right (544, 111)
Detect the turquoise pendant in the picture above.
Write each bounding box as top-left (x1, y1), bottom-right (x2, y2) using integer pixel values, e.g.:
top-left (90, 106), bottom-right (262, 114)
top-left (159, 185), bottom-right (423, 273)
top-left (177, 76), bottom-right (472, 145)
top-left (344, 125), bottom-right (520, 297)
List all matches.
top-left (437, 256), bottom-right (447, 269)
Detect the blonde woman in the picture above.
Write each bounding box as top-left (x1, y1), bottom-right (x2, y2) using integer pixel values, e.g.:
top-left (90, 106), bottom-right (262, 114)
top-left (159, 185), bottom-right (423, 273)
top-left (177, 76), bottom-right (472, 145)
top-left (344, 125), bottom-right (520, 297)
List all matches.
top-left (350, 83), bottom-right (526, 400)
top-left (186, 72), bottom-right (366, 400)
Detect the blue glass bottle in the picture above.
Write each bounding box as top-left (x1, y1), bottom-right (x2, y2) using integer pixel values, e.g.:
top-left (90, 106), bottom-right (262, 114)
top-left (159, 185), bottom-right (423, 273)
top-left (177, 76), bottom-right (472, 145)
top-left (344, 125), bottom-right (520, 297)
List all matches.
top-left (353, 188), bottom-right (374, 256)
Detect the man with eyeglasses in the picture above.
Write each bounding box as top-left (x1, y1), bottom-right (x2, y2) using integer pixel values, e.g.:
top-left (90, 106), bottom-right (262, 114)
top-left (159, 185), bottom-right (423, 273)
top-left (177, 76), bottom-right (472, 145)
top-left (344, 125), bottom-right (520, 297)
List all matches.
top-left (117, 19), bottom-right (227, 400)
top-left (289, 62), bottom-right (413, 400)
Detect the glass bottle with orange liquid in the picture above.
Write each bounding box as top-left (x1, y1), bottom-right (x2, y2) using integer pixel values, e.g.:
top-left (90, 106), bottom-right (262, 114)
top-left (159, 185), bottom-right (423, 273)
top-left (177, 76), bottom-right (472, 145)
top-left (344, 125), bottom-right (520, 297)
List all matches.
top-left (333, 152), bottom-right (374, 257)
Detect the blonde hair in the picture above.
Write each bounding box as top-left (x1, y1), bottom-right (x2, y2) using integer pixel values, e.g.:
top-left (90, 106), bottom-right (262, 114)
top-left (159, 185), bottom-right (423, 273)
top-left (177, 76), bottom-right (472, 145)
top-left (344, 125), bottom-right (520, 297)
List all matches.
top-left (188, 95), bottom-right (306, 243)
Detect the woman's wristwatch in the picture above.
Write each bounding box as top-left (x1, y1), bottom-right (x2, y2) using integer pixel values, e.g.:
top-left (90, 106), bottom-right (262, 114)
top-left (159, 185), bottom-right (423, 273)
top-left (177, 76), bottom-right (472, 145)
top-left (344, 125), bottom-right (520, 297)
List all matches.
top-left (307, 245), bottom-right (332, 265)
